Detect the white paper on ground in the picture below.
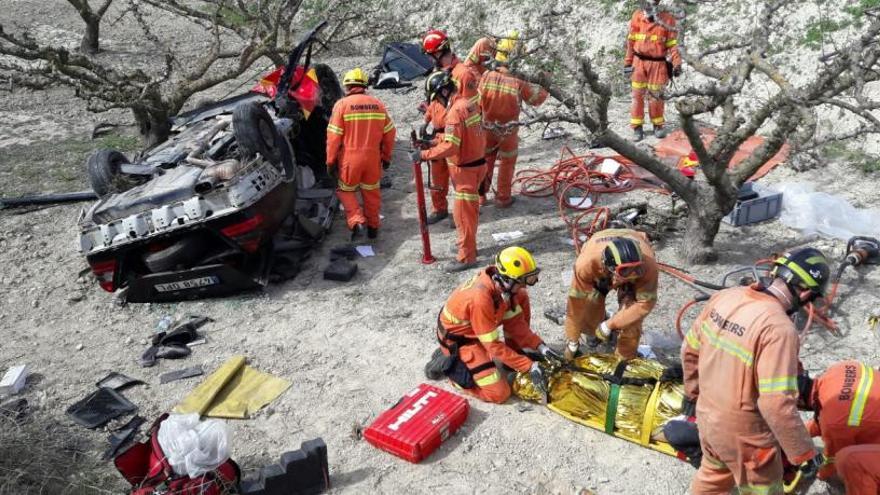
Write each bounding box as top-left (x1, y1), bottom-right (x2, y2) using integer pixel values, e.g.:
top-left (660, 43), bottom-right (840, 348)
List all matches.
top-left (356, 245), bottom-right (375, 257)
top-left (637, 344), bottom-right (657, 359)
top-left (492, 231), bottom-right (524, 243)
top-left (567, 196), bottom-right (593, 208)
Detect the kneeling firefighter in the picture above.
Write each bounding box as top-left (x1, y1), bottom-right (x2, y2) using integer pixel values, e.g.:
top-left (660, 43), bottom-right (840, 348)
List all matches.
top-left (426, 246), bottom-right (562, 403)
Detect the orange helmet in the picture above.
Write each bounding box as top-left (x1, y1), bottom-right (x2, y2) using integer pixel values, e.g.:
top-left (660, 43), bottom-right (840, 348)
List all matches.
top-left (422, 29), bottom-right (450, 55)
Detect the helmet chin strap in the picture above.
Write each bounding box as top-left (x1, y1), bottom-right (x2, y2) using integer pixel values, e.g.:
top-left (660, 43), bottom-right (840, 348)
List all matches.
top-left (492, 273), bottom-right (517, 303)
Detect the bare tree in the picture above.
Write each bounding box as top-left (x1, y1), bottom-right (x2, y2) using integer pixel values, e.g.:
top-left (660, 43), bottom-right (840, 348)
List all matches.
top-left (66, 0), bottom-right (114, 54)
top-left (0, 0), bottom-right (425, 146)
top-left (515, 0), bottom-right (880, 263)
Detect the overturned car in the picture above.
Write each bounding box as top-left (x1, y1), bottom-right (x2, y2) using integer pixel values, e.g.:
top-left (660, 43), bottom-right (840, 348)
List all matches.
top-left (78, 22), bottom-right (341, 303)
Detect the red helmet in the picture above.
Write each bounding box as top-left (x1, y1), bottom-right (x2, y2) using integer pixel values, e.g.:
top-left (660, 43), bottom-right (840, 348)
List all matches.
top-left (422, 29), bottom-right (450, 55)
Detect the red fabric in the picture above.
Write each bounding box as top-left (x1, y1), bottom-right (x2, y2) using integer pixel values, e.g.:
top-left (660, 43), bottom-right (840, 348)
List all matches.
top-left (653, 128), bottom-right (790, 181)
top-left (115, 415), bottom-right (240, 495)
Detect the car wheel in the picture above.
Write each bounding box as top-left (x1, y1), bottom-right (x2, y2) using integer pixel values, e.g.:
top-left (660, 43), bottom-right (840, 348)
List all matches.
top-left (87, 149), bottom-right (137, 198)
top-left (312, 64), bottom-right (343, 117)
top-left (142, 235), bottom-right (209, 273)
top-left (233, 102), bottom-right (283, 164)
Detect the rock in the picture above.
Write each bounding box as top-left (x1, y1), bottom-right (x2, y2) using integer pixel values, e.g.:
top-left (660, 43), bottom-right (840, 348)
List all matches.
top-left (75, 343), bottom-right (84, 351)
top-left (68, 292), bottom-right (84, 303)
top-left (31, 300), bottom-right (39, 308)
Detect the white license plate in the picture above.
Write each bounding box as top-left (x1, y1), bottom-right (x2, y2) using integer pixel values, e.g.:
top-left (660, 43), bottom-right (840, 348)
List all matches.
top-left (154, 276), bottom-right (219, 292)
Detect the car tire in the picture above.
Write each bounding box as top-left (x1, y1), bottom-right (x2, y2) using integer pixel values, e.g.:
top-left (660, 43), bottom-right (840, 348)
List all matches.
top-left (87, 149), bottom-right (136, 198)
top-left (142, 235), bottom-right (209, 273)
top-left (233, 102), bottom-right (283, 164)
top-left (312, 64), bottom-right (342, 117)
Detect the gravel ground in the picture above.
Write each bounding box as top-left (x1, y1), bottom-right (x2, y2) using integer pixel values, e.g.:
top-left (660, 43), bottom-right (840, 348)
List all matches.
top-left (1, 2), bottom-right (879, 494)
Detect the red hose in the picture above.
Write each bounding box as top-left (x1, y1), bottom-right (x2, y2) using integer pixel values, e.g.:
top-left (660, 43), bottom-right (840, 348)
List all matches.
top-left (675, 298), bottom-right (701, 340)
top-left (513, 147), bottom-right (669, 249)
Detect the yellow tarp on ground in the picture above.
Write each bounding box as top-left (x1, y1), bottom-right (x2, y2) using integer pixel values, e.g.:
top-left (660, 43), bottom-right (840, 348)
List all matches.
top-left (174, 356), bottom-right (291, 419)
top-left (512, 353), bottom-right (684, 456)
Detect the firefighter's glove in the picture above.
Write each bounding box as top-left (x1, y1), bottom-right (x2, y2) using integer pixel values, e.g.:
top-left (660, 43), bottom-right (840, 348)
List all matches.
top-left (681, 396), bottom-right (697, 418)
top-left (672, 65), bottom-right (683, 77)
top-left (798, 453), bottom-right (825, 482)
top-left (382, 160), bottom-right (391, 171)
top-left (529, 362), bottom-right (549, 396)
top-left (596, 321), bottom-right (612, 342)
top-left (409, 149), bottom-right (423, 163)
top-left (538, 344), bottom-right (564, 365)
top-left (623, 65), bottom-right (633, 78)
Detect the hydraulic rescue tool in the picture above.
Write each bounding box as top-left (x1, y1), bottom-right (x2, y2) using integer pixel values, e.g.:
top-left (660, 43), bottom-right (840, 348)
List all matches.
top-left (409, 130), bottom-right (436, 264)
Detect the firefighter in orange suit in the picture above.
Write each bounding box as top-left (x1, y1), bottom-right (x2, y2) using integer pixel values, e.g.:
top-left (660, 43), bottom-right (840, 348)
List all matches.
top-left (421, 71), bottom-right (451, 225)
top-left (464, 36), bottom-right (496, 75)
top-left (414, 71), bottom-right (486, 273)
top-left (798, 361), bottom-right (880, 494)
top-left (564, 228), bottom-right (658, 360)
top-left (478, 30), bottom-right (548, 207)
top-left (422, 29), bottom-right (481, 106)
top-left (624, 0), bottom-right (682, 141)
top-left (682, 248), bottom-right (830, 494)
top-left (430, 247), bottom-right (562, 403)
top-left (326, 68), bottom-right (396, 241)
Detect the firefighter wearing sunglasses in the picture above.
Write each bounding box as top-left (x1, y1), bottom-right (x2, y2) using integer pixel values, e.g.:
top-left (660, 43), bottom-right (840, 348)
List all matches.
top-left (564, 228), bottom-right (659, 360)
top-left (428, 246), bottom-right (563, 403)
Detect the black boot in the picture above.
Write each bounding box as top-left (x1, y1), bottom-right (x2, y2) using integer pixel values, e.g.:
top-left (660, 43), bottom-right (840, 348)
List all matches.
top-left (426, 210), bottom-right (448, 225)
top-left (367, 226), bottom-right (379, 239)
top-left (633, 126), bottom-right (645, 142)
top-left (424, 348), bottom-right (448, 380)
top-left (350, 223), bottom-right (366, 242)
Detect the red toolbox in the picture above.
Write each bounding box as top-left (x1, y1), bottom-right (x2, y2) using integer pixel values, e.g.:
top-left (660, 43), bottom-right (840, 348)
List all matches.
top-left (364, 383), bottom-right (469, 463)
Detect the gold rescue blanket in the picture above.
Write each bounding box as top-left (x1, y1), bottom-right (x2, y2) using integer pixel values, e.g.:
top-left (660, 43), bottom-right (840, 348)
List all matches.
top-left (512, 353), bottom-right (685, 456)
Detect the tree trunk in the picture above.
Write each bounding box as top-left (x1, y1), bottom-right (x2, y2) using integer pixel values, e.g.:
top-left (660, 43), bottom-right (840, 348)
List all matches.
top-left (681, 188), bottom-right (737, 264)
top-left (132, 106), bottom-right (171, 148)
top-left (80, 15), bottom-right (100, 54)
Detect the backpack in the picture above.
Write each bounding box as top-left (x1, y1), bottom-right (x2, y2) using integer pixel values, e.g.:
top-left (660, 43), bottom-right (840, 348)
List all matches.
top-left (114, 414), bottom-right (241, 495)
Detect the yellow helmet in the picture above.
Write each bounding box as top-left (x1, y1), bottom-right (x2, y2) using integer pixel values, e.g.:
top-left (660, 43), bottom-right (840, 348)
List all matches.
top-left (495, 246), bottom-right (540, 285)
top-left (495, 30), bottom-right (520, 64)
top-left (342, 67), bottom-right (369, 87)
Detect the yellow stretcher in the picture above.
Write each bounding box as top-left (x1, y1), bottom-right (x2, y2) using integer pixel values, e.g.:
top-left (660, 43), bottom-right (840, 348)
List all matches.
top-left (512, 353), bottom-right (686, 457)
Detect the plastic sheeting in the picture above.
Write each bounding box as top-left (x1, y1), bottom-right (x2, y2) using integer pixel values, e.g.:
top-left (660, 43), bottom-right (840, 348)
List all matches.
top-left (174, 356), bottom-right (291, 419)
top-left (776, 182), bottom-right (880, 241)
top-left (157, 413), bottom-right (230, 478)
top-left (512, 353), bottom-right (685, 456)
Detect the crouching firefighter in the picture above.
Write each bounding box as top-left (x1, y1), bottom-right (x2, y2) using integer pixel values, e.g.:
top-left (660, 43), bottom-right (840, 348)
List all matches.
top-left (564, 228), bottom-right (659, 360)
top-left (425, 247), bottom-right (563, 403)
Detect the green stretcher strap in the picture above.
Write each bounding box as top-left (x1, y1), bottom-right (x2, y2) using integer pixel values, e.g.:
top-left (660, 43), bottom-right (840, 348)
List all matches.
top-left (605, 383), bottom-right (621, 434)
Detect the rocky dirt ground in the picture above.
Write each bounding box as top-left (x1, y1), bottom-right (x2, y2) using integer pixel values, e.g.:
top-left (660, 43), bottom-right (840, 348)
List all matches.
top-left (2, 2), bottom-right (880, 495)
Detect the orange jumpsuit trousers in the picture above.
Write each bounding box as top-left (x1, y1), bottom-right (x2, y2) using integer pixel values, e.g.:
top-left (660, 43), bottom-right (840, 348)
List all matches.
top-left (837, 445), bottom-right (880, 494)
top-left (326, 87), bottom-right (395, 229)
top-left (564, 228), bottom-right (658, 359)
top-left (424, 100), bottom-right (449, 215)
top-left (421, 94), bottom-right (486, 263)
top-left (439, 268), bottom-right (541, 403)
